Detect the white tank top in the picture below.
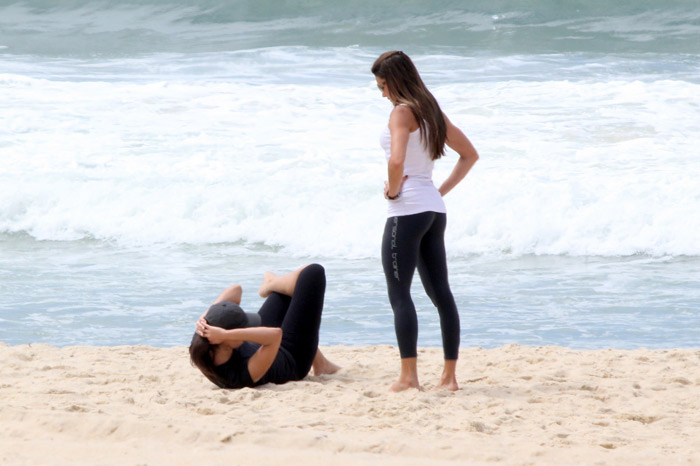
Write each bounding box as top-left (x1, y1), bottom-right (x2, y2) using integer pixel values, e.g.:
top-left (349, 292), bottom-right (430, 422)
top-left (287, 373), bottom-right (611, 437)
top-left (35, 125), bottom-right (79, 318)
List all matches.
top-left (380, 121), bottom-right (446, 218)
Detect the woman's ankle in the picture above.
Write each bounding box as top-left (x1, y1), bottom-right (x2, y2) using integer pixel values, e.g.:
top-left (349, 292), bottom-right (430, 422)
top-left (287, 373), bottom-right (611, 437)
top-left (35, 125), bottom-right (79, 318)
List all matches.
top-left (389, 357), bottom-right (420, 392)
top-left (437, 360), bottom-right (459, 391)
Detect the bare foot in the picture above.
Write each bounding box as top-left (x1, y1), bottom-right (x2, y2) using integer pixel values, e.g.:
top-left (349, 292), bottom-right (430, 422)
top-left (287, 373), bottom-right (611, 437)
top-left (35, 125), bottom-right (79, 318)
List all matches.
top-left (258, 271), bottom-right (276, 298)
top-left (436, 374), bottom-right (460, 391)
top-left (389, 377), bottom-right (420, 392)
top-left (313, 359), bottom-right (341, 376)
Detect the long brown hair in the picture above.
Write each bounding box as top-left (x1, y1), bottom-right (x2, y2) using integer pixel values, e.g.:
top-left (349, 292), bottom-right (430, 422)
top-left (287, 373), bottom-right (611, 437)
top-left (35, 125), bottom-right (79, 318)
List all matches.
top-left (371, 50), bottom-right (447, 160)
top-left (189, 333), bottom-right (226, 388)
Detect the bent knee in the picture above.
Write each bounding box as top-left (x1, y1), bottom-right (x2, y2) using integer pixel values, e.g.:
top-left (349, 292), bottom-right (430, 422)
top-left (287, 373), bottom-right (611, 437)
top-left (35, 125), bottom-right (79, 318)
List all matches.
top-left (302, 263), bottom-right (326, 282)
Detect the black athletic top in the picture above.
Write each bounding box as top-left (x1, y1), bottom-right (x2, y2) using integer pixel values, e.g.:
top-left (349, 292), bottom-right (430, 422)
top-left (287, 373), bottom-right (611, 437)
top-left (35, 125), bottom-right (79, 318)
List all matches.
top-left (214, 342), bottom-right (298, 388)
top-left (209, 264), bottom-right (327, 389)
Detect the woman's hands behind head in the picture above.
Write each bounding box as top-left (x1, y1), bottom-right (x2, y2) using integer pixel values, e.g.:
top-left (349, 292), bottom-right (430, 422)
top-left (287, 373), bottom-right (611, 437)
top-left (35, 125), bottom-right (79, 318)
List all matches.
top-left (197, 320), bottom-right (228, 345)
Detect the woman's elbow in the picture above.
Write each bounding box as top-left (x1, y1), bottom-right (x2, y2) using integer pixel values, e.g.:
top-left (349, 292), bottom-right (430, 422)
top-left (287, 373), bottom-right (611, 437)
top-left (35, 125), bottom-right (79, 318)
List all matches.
top-left (464, 150), bottom-right (479, 164)
top-left (388, 158), bottom-right (404, 171)
top-left (263, 327), bottom-right (283, 348)
top-left (458, 154), bottom-right (477, 165)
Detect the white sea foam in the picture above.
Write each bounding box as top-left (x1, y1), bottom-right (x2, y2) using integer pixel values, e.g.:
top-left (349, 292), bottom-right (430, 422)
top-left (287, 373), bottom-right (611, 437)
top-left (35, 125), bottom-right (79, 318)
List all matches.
top-left (1, 52), bottom-right (699, 258)
top-left (2, 4), bottom-right (700, 348)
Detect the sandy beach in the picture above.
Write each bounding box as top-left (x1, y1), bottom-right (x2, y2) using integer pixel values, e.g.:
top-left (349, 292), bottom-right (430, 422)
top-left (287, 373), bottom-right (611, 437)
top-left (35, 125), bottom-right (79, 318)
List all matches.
top-left (1, 343), bottom-right (699, 465)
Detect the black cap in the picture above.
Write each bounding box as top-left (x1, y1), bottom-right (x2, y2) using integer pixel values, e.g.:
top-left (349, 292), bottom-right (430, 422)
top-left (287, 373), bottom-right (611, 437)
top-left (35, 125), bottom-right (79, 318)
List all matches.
top-left (204, 301), bottom-right (262, 329)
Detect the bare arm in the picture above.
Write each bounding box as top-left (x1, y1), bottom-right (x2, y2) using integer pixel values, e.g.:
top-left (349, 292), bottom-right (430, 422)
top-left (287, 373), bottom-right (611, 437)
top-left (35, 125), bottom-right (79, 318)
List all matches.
top-left (197, 284), bottom-right (243, 322)
top-left (197, 323), bottom-right (283, 383)
top-left (385, 105), bottom-right (414, 198)
top-left (213, 284), bottom-right (242, 305)
top-left (438, 114), bottom-right (479, 197)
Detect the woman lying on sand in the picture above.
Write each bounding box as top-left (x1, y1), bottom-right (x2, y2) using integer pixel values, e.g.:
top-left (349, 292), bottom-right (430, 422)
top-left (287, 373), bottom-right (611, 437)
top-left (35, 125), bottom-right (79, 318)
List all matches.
top-left (190, 263), bottom-right (339, 388)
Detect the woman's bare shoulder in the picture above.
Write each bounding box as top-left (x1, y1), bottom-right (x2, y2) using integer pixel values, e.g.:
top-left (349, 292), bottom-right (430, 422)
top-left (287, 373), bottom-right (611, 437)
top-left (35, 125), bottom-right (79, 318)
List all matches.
top-left (389, 104), bottom-right (417, 128)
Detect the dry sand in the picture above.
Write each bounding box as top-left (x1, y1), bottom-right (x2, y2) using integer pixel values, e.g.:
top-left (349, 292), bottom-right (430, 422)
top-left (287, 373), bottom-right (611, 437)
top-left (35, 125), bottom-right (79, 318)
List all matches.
top-left (1, 343), bottom-right (700, 465)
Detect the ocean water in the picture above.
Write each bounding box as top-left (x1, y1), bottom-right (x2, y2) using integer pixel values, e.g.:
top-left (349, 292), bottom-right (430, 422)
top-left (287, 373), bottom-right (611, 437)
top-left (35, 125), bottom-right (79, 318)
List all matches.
top-left (1, 0), bottom-right (699, 349)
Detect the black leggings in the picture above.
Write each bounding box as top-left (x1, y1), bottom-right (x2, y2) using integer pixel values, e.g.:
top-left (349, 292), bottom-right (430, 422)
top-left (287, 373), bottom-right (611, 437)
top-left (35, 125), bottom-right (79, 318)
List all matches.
top-left (381, 212), bottom-right (460, 360)
top-left (256, 264), bottom-right (326, 379)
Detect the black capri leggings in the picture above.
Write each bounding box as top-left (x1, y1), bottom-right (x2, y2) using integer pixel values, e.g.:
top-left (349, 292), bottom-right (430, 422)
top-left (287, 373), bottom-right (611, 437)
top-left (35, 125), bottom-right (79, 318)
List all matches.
top-left (381, 211), bottom-right (460, 360)
top-left (256, 264), bottom-right (326, 379)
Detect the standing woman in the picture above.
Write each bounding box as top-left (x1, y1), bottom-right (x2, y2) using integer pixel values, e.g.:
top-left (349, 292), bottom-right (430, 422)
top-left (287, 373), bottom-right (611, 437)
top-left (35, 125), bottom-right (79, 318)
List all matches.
top-left (372, 51), bottom-right (479, 392)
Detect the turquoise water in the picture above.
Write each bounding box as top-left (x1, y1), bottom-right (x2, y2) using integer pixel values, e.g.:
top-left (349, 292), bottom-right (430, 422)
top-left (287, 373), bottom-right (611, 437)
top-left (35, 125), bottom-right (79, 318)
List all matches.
top-left (1, 0), bottom-right (699, 349)
top-left (2, 234), bottom-right (699, 349)
top-left (3, 0), bottom-right (700, 55)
